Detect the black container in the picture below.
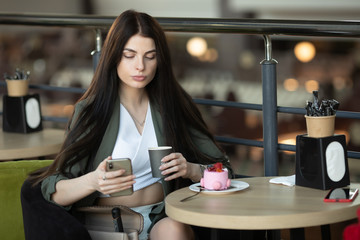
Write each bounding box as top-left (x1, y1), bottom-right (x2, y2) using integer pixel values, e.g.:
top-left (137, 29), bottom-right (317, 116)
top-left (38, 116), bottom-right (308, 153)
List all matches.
top-left (295, 134), bottom-right (350, 190)
top-left (3, 94), bottom-right (42, 133)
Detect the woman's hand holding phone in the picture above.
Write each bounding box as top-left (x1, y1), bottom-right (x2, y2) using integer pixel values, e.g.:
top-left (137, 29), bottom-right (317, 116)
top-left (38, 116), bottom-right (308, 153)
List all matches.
top-left (96, 157), bottom-right (135, 196)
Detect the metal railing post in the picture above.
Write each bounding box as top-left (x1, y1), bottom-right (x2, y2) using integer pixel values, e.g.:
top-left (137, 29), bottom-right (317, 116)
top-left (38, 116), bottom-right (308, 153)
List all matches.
top-left (261, 35), bottom-right (279, 176)
top-left (91, 28), bottom-right (102, 72)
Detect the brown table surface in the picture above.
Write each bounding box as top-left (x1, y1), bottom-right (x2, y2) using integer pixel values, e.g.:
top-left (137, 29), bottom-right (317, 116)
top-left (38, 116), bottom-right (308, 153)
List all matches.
top-left (165, 177), bottom-right (360, 230)
top-left (0, 128), bottom-right (64, 161)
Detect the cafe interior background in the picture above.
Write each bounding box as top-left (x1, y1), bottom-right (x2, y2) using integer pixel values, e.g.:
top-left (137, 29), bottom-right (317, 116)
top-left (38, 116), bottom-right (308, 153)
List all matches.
top-left (1, 0), bottom-right (360, 180)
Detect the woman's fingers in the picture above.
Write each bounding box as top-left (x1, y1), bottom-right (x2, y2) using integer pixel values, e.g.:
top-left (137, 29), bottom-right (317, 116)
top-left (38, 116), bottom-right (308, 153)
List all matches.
top-left (159, 153), bottom-right (189, 180)
top-left (98, 174), bottom-right (136, 194)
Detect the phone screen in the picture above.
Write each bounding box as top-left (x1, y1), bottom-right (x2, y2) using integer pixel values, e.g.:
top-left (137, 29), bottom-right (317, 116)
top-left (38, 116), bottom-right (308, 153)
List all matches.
top-left (324, 188), bottom-right (359, 202)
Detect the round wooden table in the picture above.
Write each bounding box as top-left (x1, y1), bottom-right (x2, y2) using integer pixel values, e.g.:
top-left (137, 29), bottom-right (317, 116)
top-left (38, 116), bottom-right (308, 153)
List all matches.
top-left (165, 177), bottom-right (360, 230)
top-left (0, 128), bottom-right (65, 161)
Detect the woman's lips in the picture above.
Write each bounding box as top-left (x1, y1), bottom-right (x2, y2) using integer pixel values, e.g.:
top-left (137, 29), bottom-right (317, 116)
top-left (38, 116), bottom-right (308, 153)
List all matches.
top-left (132, 75), bottom-right (146, 81)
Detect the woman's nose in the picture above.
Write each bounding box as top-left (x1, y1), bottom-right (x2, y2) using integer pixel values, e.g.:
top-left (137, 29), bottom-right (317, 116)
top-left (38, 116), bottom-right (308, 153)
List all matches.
top-left (136, 58), bottom-right (145, 71)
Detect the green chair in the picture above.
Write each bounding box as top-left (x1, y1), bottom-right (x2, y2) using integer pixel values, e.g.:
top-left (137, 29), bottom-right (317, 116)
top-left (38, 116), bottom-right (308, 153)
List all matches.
top-left (0, 160), bottom-right (53, 240)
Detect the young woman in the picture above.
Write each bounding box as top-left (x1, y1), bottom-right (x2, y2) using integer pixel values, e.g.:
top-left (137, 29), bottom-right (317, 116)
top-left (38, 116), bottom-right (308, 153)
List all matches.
top-left (28, 10), bottom-right (233, 240)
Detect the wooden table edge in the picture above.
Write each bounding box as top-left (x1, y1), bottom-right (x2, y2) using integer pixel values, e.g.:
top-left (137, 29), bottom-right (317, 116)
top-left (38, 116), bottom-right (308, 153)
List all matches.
top-left (165, 177), bottom-right (359, 230)
top-left (0, 128), bottom-right (64, 160)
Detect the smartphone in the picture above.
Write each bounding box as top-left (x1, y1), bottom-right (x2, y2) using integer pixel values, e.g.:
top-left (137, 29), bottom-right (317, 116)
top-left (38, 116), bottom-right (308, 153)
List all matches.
top-left (324, 188), bottom-right (359, 202)
top-left (106, 158), bottom-right (133, 197)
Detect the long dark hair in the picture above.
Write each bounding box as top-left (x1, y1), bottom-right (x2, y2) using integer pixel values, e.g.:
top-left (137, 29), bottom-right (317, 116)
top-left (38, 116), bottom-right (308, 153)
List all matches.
top-left (29, 10), bottom-right (223, 185)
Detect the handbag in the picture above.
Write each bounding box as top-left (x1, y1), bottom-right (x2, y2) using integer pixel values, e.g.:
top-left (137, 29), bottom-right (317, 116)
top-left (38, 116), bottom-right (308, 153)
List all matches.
top-left (75, 205), bottom-right (144, 240)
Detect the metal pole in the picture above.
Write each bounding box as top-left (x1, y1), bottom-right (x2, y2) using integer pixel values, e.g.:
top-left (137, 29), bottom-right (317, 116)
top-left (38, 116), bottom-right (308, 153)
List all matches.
top-left (261, 35), bottom-right (279, 176)
top-left (91, 28), bottom-right (102, 72)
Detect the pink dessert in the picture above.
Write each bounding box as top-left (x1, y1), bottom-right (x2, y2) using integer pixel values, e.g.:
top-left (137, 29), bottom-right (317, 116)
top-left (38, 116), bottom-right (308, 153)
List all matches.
top-left (200, 163), bottom-right (231, 190)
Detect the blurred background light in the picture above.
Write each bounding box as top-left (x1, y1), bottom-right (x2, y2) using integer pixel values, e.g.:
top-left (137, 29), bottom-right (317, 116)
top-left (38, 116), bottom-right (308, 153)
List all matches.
top-left (294, 41), bottom-right (316, 63)
top-left (333, 76), bottom-right (347, 90)
top-left (238, 50), bottom-right (256, 69)
top-left (199, 48), bottom-right (218, 62)
top-left (305, 79), bottom-right (319, 93)
top-left (186, 37), bottom-right (208, 57)
top-left (283, 78), bottom-right (299, 91)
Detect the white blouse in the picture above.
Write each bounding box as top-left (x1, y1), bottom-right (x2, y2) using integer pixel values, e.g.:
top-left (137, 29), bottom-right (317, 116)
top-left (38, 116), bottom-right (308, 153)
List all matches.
top-left (111, 103), bottom-right (160, 192)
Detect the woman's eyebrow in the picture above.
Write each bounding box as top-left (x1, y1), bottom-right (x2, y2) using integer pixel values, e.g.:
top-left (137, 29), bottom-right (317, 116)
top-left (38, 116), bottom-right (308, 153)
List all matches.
top-left (123, 48), bottom-right (156, 54)
top-left (145, 49), bottom-right (156, 54)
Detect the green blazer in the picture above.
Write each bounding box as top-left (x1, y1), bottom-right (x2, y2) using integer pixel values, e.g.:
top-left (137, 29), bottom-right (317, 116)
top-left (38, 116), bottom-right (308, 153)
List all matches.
top-left (41, 97), bottom-right (231, 230)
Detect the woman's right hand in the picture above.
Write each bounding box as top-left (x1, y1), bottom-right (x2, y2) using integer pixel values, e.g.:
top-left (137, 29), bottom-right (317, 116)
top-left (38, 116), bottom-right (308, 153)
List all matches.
top-left (52, 156), bottom-right (136, 206)
top-left (92, 156), bottom-right (136, 195)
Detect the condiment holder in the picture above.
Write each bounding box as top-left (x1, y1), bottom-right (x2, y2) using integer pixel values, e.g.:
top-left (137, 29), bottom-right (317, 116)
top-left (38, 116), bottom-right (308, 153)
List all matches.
top-left (296, 91), bottom-right (349, 190)
top-left (2, 69), bottom-right (42, 133)
top-left (4, 68), bottom-right (30, 97)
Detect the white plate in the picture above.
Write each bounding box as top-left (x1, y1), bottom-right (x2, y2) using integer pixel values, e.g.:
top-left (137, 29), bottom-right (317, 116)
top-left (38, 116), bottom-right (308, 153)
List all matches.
top-left (189, 180), bottom-right (250, 195)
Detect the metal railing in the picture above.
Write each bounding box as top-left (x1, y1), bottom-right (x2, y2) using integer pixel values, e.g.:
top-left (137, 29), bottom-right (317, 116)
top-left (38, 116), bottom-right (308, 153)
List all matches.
top-left (1, 13), bottom-right (360, 176)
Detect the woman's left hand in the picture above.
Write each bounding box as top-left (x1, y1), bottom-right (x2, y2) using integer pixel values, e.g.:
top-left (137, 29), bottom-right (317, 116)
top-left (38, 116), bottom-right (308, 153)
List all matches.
top-left (159, 152), bottom-right (199, 181)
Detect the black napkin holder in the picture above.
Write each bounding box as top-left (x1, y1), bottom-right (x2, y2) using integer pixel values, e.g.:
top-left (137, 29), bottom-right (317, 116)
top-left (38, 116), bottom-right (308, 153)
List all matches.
top-left (295, 134), bottom-right (350, 190)
top-left (2, 94), bottom-right (43, 133)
